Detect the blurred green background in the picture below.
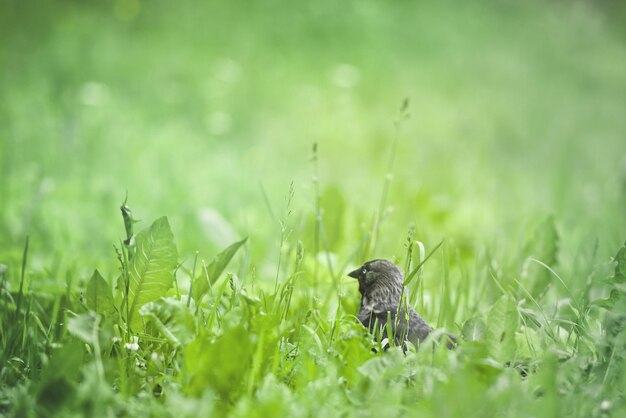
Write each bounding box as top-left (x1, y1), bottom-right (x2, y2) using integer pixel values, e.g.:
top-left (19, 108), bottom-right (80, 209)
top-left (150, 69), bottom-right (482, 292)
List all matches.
top-left (3, 3), bottom-right (626, 415)
top-left (1, 0), bottom-right (625, 282)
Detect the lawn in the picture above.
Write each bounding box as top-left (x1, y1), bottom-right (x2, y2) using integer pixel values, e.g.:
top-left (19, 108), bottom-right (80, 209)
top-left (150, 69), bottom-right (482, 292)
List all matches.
top-left (1, 0), bottom-right (626, 417)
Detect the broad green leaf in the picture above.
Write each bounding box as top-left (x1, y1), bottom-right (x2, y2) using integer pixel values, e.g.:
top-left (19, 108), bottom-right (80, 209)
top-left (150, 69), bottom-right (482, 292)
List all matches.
top-left (192, 237), bottom-right (247, 301)
top-left (184, 325), bottom-right (253, 399)
top-left (357, 349), bottom-right (406, 380)
top-left (516, 326), bottom-right (542, 359)
top-left (35, 339), bottom-right (84, 415)
top-left (127, 216), bottom-right (178, 330)
top-left (523, 216), bottom-right (558, 299)
top-left (67, 313), bottom-right (99, 345)
top-left (85, 269), bottom-right (115, 317)
top-left (233, 374), bottom-right (294, 418)
top-left (461, 317), bottom-right (487, 342)
top-left (38, 339), bottom-right (84, 384)
top-left (486, 295), bottom-right (519, 362)
top-left (140, 297), bottom-right (195, 345)
top-left (66, 312), bottom-right (114, 357)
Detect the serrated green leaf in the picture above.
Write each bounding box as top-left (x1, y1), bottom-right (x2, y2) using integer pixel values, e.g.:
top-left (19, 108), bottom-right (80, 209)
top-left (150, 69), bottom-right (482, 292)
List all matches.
top-left (523, 216), bottom-right (559, 299)
top-left (486, 295), bottom-right (519, 362)
top-left (192, 237), bottom-right (247, 301)
top-left (140, 297), bottom-right (195, 346)
top-left (591, 289), bottom-right (621, 310)
top-left (461, 317), bottom-right (487, 342)
top-left (85, 269), bottom-right (115, 317)
top-left (127, 217), bottom-right (178, 330)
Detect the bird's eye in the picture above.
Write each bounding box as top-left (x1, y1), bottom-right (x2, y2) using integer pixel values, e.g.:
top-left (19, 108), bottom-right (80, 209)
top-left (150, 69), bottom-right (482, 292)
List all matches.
top-left (362, 268), bottom-right (367, 275)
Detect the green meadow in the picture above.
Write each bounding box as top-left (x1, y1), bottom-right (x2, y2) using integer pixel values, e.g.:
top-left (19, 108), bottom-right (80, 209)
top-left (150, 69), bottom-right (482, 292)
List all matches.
top-left (1, 0), bottom-right (626, 416)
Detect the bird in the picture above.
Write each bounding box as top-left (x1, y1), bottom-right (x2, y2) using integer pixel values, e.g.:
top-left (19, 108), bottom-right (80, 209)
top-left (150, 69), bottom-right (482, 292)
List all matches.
top-left (348, 259), bottom-right (457, 350)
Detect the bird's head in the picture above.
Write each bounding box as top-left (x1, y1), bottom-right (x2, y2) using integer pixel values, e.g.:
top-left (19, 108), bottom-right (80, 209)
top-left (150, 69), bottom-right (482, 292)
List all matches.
top-left (348, 259), bottom-right (404, 297)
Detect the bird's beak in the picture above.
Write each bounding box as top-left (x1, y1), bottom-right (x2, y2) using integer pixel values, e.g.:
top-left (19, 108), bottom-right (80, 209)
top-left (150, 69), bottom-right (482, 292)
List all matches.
top-left (347, 268), bottom-right (361, 279)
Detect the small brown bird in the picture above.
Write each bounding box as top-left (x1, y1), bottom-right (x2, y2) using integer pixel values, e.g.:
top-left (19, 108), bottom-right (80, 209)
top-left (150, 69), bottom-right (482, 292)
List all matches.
top-left (348, 259), bottom-right (456, 350)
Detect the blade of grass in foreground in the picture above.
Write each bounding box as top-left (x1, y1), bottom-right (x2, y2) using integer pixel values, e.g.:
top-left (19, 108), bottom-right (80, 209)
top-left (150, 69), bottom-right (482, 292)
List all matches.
top-left (404, 239), bottom-right (445, 286)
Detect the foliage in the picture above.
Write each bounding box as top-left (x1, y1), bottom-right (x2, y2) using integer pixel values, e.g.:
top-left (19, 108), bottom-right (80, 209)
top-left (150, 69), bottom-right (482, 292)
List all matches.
top-left (1, 0), bottom-right (626, 417)
top-left (1, 204), bottom-right (624, 417)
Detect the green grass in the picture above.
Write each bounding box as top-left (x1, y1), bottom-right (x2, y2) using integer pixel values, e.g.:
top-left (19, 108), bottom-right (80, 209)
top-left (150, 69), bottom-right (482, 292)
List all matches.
top-left (1, 0), bottom-right (626, 416)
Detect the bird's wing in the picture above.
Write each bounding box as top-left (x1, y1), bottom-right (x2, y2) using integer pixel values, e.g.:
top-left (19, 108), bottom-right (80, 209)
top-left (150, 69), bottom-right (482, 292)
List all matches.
top-left (404, 308), bottom-right (433, 343)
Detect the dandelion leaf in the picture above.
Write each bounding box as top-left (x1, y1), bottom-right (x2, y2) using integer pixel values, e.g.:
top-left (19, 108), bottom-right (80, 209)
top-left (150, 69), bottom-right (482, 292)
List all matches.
top-left (127, 216), bottom-right (178, 330)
